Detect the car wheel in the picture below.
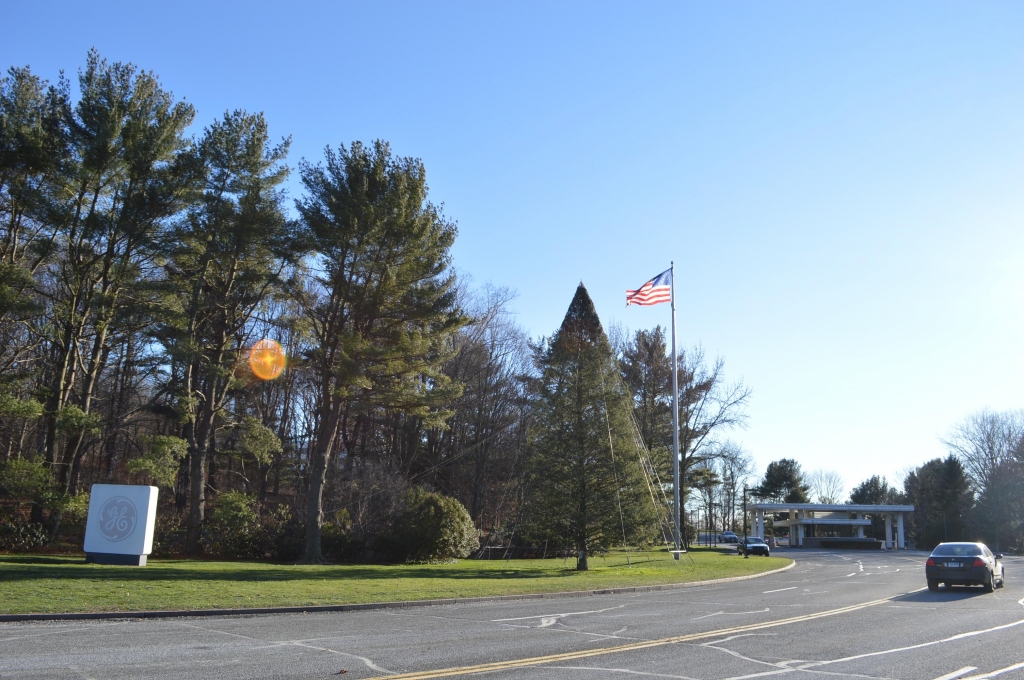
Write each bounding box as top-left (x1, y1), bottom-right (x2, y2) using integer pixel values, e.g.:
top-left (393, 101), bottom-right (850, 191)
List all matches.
top-left (927, 579), bottom-right (939, 591)
top-left (983, 571), bottom-right (994, 593)
top-left (997, 569), bottom-right (1005, 588)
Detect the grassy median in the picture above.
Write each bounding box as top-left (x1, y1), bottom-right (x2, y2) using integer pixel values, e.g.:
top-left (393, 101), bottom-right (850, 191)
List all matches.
top-left (0, 547), bottom-right (790, 615)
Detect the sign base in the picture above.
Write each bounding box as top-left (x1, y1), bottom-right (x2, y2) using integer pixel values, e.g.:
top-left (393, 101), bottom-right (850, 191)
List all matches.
top-left (86, 552), bottom-right (147, 566)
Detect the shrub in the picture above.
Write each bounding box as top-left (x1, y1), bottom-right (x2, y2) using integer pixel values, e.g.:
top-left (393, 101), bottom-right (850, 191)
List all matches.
top-left (321, 522), bottom-right (353, 561)
top-left (152, 510), bottom-right (186, 557)
top-left (394, 488), bottom-right (479, 562)
top-left (0, 521), bottom-right (47, 552)
top-left (264, 505), bottom-right (305, 562)
top-left (0, 459), bottom-right (51, 503)
top-left (206, 491), bottom-right (261, 559)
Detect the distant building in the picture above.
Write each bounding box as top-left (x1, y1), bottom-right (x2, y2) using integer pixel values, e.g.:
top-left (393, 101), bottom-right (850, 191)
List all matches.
top-left (749, 502), bottom-right (914, 549)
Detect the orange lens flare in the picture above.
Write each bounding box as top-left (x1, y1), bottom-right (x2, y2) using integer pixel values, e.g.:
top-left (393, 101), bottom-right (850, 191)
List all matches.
top-left (248, 339), bottom-right (286, 380)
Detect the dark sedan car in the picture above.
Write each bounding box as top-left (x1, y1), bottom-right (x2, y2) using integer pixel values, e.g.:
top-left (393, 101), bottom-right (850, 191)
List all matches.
top-left (926, 542), bottom-right (1005, 592)
top-left (738, 536), bottom-right (770, 557)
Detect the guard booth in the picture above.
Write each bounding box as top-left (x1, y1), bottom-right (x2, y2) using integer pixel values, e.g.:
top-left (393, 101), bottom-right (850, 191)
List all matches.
top-left (749, 503), bottom-right (914, 549)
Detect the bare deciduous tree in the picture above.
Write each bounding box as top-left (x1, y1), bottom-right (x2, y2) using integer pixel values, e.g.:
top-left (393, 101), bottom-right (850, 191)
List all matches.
top-left (807, 469), bottom-right (845, 504)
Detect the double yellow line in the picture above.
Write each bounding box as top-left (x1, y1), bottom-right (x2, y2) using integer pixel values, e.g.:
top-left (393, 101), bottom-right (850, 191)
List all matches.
top-left (370, 592), bottom-right (917, 679)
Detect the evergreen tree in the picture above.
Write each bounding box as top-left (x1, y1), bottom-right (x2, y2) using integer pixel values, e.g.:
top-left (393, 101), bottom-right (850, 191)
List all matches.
top-left (295, 140), bottom-right (467, 563)
top-left (903, 455), bottom-right (972, 549)
top-left (528, 284), bottom-right (656, 570)
top-left (849, 474), bottom-right (905, 540)
top-left (620, 327), bottom-right (672, 452)
top-left (38, 51), bottom-right (195, 509)
top-left (158, 110), bottom-right (294, 554)
top-left (754, 458), bottom-right (809, 503)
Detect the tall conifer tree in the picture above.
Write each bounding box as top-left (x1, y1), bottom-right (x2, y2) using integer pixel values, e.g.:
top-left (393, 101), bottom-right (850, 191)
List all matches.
top-left (158, 110), bottom-right (294, 553)
top-left (529, 284), bottom-right (655, 570)
top-left (295, 140), bottom-right (467, 563)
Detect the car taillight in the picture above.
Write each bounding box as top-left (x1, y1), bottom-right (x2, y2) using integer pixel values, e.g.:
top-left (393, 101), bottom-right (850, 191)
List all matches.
top-left (926, 558), bottom-right (935, 566)
top-left (973, 558), bottom-right (986, 567)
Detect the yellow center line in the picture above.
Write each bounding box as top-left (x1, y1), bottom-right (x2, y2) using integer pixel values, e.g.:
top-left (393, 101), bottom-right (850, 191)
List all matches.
top-left (370, 589), bottom-right (924, 679)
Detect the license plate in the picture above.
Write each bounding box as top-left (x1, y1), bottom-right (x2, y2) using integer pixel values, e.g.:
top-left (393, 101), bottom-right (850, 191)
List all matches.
top-left (947, 562), bottom-right (961, 568)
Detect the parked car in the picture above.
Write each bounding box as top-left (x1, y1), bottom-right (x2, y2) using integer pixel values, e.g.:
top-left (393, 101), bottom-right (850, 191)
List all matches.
top-left (738, 536), bottom-right (770, 557)
top-left (721, 531), bottom-right (739, 543)
top-left (925, 542), bottom-right (1005, 592)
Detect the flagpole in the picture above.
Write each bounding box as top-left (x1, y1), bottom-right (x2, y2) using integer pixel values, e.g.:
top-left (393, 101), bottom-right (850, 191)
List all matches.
top-left (670, 261), bottom-right (682, 559)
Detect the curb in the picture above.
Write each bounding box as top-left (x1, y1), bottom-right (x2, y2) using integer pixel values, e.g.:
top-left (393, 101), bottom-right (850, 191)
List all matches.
top-left (0, 559), bottom-right (795, 623)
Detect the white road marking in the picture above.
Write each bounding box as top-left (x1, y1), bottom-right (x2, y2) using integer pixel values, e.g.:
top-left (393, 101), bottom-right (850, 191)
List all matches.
top-left (492, 605), bottom-right (625, 622)
top-left (173, 622), bottom-right (394, 674)
top-left (545, 666), bottom-right (698, 679)
top-left (703, 634), bottom-right (782, 668)
top-left (805, 618), bottom-right (1024, 668)
top-left (718, 618), bottom-right (1024, 680)
top-left (763, 587), bottom-right (798, 594)
top-left (288, 641), bottom-right (395, 674)
top-left (845, 573), bottom-right (857, 577)
top-left (932, 667), bottom-right (978, 680)
top-left (960, 662), bottom-right (1024, 680)
top-left (0, 622), bottom-right (126, 642)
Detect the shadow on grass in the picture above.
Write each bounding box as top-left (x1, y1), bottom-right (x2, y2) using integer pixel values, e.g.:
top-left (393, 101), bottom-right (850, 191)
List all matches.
top-left (0, 556), bottom-right (598, 583)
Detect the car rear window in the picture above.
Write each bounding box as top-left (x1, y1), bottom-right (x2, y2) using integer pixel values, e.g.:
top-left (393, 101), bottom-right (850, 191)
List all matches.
top-left (931, 544), bottom-right (981, 557)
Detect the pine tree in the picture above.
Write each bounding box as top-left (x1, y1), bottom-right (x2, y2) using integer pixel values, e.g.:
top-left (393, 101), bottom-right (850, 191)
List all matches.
top-left (754, 459), bottom-right (810, 503)
top-left (904, 455), bottom-right (972, 549)
top-left (157, 110), bottom-right (295, 554)
top-left (37, 51), bottom-right (195, 507)
top-left (295, 140), bottom-right (467, 563)
top-left (528, 284), bottom-right (656, 570)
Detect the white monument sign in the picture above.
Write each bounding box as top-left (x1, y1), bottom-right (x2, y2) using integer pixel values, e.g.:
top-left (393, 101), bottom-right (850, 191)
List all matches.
top-left (83, 484), bottom-right (158, 565)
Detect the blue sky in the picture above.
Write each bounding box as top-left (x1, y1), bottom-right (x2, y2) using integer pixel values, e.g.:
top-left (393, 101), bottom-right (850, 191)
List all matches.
top-left (5, 1), bottom-right (1023, 494)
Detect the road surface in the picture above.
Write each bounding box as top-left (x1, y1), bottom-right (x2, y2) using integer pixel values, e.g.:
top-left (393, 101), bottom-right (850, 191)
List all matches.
top-left (2, 549), bottom-right (1022, 679)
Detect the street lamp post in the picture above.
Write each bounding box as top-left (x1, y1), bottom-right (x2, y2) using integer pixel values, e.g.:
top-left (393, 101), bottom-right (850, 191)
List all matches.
top-left (743, 485), bottom-right (749, 559)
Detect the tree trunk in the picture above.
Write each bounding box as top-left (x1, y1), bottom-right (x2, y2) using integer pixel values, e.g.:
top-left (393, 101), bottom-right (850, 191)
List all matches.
top-left (184, 411), bottom-right (216, 554)
top-left (302, 447), bottom-right (329, 563)
top-left (300, 401), bottom-right (343, 564)
top-left (184, 443), bottom-right (207, 554)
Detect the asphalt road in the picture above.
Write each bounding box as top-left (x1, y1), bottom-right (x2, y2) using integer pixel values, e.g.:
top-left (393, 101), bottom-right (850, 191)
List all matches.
top-left (2, 549), bottom-right (1023, 680)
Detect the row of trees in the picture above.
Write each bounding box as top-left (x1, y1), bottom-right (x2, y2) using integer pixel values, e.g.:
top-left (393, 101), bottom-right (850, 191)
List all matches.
top-left (1, 53), bottom-right (752, 566)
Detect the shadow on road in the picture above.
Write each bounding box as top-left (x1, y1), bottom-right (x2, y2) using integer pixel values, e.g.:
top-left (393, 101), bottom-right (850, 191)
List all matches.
top-left (893, 587), bottom-right (991, 603)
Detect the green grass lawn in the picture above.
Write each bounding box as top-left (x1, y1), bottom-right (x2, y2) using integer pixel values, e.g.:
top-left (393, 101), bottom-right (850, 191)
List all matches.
top-left (0, 547), bottom-right (790, 615)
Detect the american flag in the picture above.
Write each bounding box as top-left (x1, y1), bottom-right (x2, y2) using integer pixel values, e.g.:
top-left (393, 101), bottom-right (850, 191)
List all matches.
top-left (626, 268), bottom-right (672, 306)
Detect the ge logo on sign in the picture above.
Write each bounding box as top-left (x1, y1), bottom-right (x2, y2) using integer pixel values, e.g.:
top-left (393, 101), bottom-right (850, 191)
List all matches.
top-left (98, 496), bottom-right (137, 542)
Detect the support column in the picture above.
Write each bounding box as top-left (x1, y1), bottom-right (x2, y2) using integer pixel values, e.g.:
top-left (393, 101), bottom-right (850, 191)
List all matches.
top-left (897, 513), bottom-right (905, 549)
top-left (883, 513), bottom-right (892, 549)
top-left (856, 513), bottom-right (864, 539)
top-left (757, 511), bottom-right (765, 539)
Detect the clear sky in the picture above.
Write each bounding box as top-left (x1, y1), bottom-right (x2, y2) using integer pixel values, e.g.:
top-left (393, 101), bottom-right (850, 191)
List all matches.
top-left (5, 1), bottom-right (1023, 496)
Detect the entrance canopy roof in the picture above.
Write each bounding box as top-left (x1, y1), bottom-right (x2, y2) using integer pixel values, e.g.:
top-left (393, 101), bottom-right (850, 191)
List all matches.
top-left (749, 503), bottom-right (914, 513)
